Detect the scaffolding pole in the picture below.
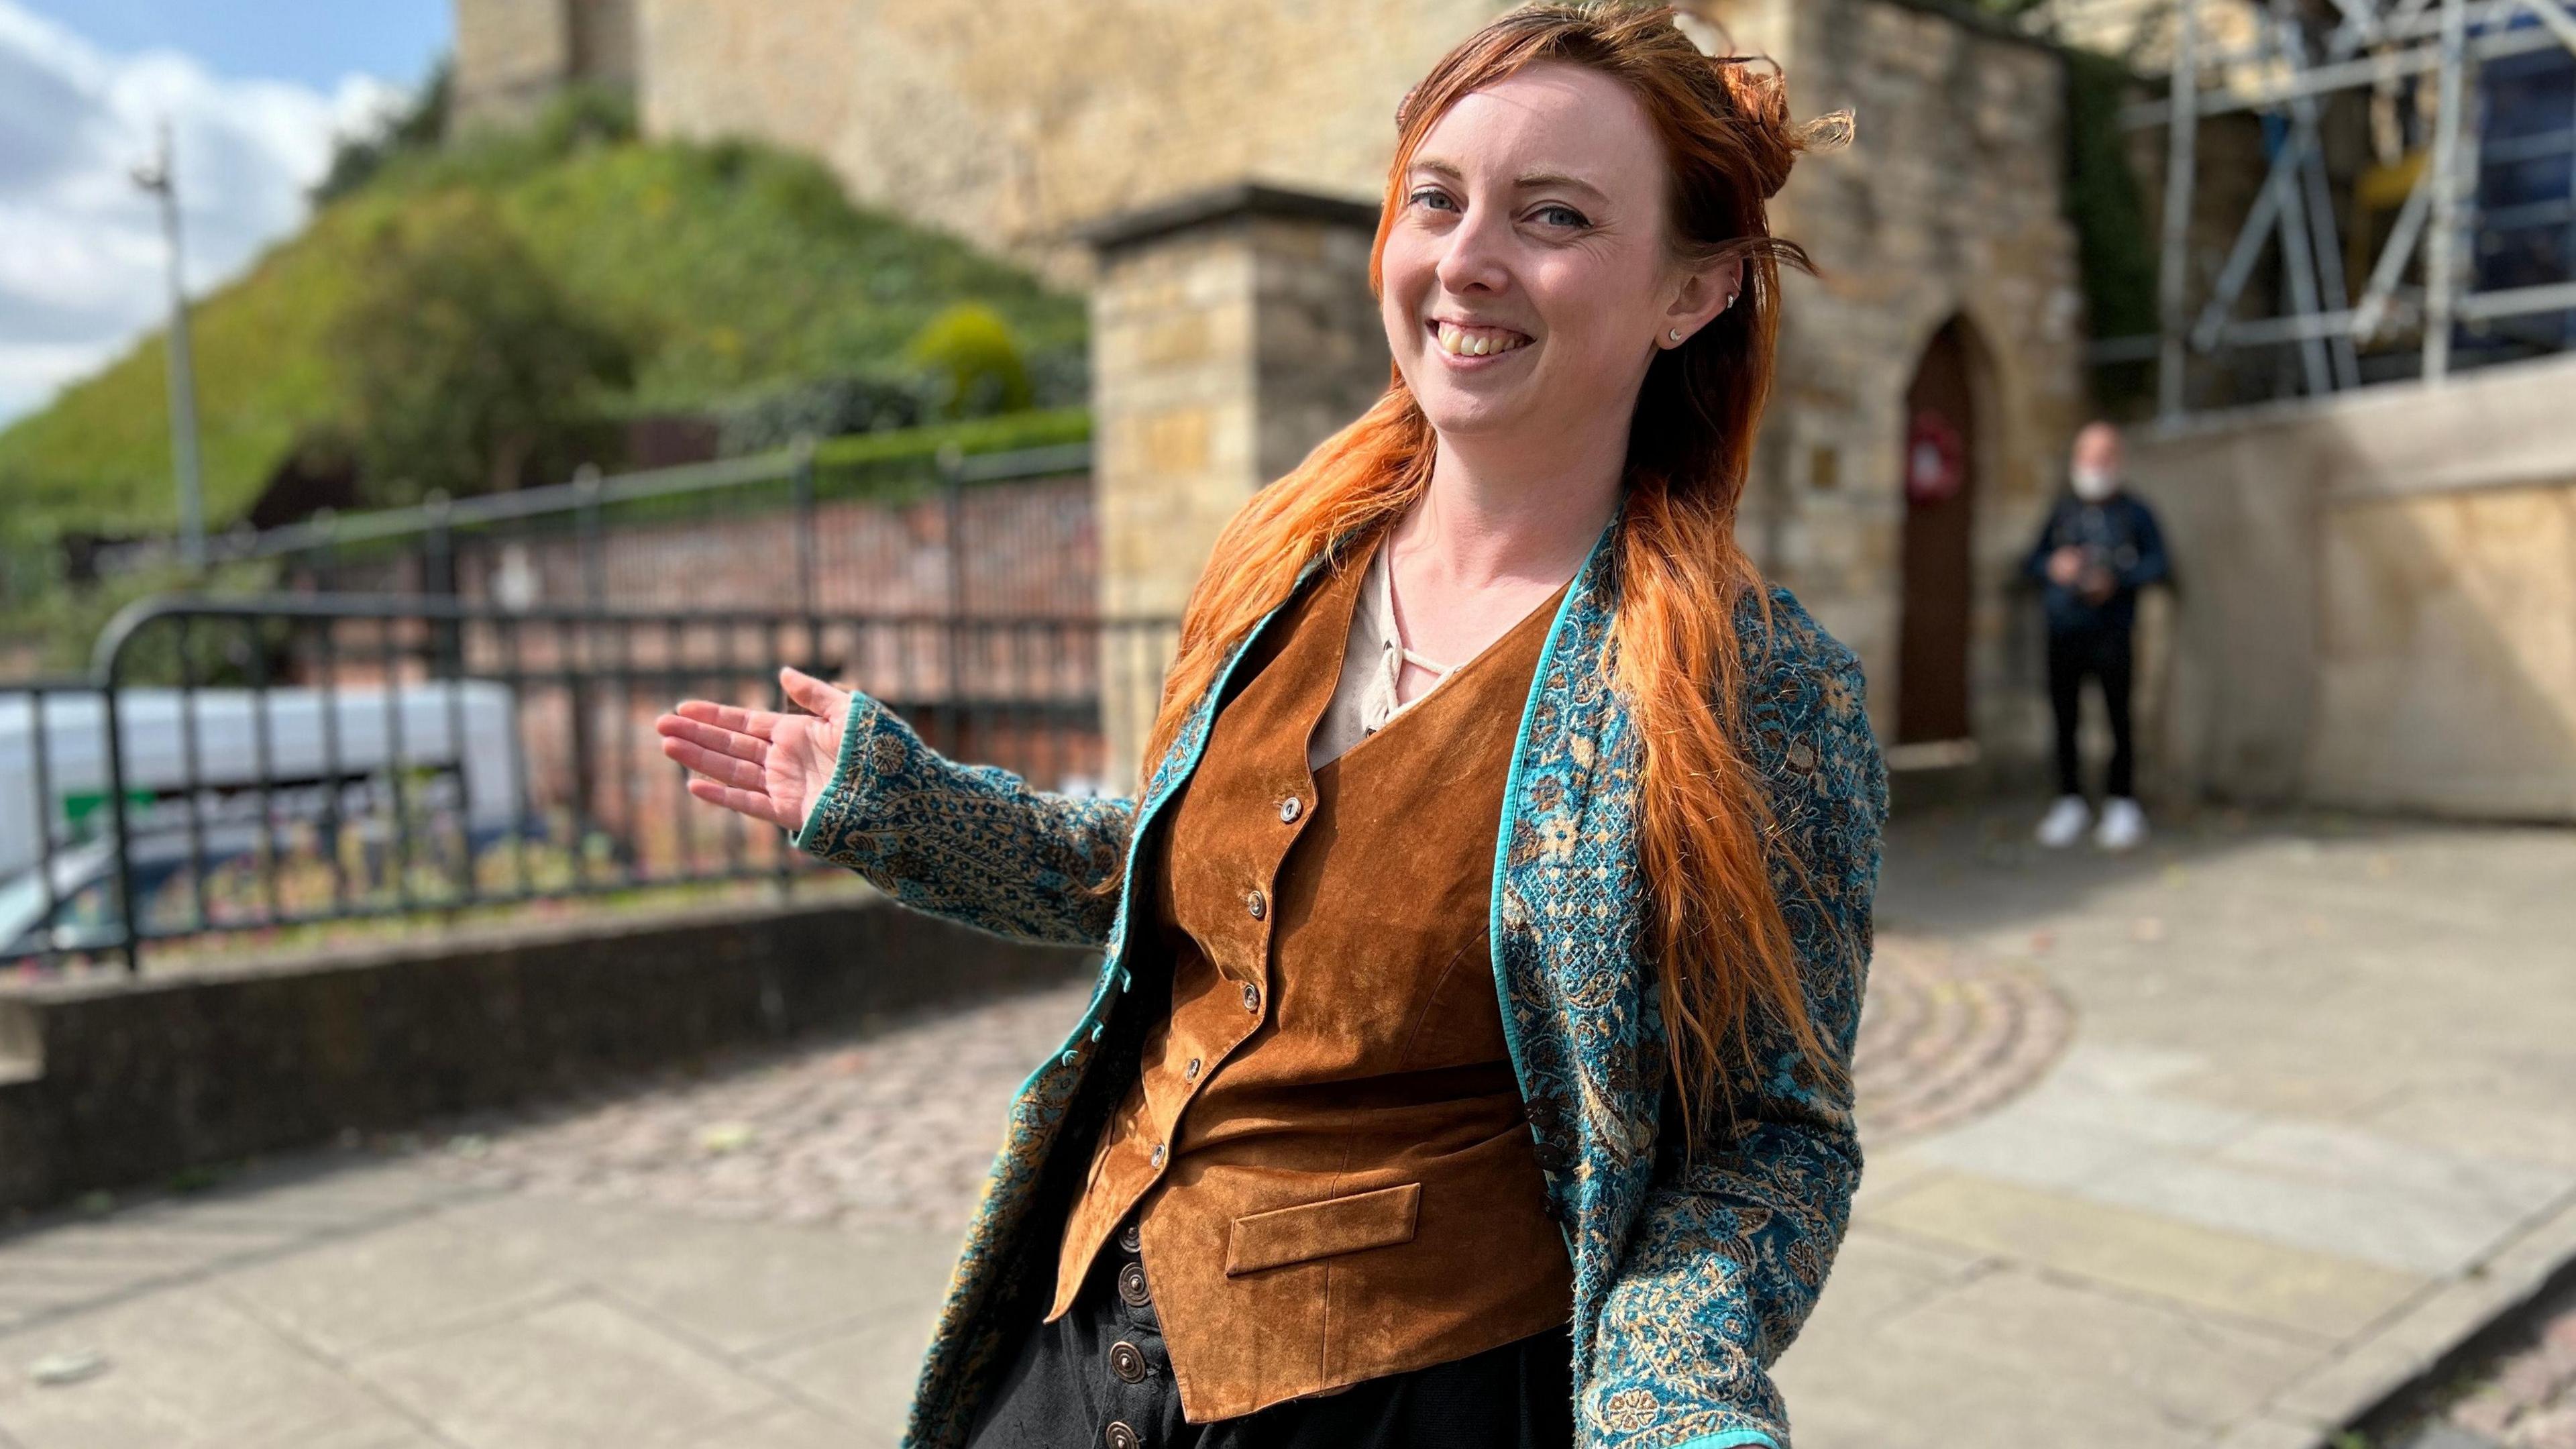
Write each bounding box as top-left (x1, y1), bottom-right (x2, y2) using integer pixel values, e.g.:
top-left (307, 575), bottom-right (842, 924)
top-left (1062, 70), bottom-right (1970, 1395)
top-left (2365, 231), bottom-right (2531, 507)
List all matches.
top-left (2424, 0), bottom-right (2469, 380)
top-left (2160, 0), bottom-right (2202, 419)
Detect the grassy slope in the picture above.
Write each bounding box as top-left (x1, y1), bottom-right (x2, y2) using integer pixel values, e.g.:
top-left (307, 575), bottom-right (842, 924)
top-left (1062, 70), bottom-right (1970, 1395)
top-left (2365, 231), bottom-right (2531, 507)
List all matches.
top-left (0, 131), bottom-right (1085, 543)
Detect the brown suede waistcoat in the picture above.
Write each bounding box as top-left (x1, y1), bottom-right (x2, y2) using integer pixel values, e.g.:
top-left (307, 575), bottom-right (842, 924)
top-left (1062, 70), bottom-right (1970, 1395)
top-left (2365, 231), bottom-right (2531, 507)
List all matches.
top-left (1051, 535), bottom-right (1574, 1422)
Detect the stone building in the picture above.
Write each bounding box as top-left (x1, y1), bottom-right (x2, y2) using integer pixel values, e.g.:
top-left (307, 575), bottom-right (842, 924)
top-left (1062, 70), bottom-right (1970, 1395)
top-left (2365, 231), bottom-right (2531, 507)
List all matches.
top-left (453, 0), bottom-right (2092, 783)
top-left (451, 0), bottom-right (639, 131)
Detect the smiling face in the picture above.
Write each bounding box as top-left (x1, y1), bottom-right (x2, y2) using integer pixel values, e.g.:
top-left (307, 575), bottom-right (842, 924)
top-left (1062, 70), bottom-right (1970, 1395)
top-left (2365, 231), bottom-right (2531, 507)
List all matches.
top-left (1381, 61), bottom-right (1728, 449)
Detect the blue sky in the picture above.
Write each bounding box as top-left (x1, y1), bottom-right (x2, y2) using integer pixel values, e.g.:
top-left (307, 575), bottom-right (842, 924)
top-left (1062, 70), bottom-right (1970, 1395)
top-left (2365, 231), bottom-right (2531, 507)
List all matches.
top-left (0, 1), bottom-right (449, 425)
top-left (14, 0), bottom-right (447, 91)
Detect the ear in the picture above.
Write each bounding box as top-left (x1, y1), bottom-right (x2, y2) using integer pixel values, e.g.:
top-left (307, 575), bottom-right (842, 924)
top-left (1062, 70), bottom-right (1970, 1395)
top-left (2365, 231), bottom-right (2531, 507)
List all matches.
top-left (1658, 255), bottom-right (1744, 349)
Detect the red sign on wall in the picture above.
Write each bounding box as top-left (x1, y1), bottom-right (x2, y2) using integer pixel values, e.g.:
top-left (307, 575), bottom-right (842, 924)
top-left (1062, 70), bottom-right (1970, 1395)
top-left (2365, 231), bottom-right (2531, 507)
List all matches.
top-left (1905, 409), bottom-right (1966, 506)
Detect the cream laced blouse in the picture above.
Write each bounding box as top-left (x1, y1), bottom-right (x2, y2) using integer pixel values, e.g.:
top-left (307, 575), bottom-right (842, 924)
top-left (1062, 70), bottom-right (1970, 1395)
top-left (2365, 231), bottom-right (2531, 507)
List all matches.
top-left (1305, 541), bottom-right (1464, 770)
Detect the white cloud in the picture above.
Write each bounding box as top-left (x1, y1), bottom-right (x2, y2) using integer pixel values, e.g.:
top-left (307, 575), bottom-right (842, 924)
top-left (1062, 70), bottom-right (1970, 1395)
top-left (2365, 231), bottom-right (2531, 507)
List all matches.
top-left (0, 1), bottom-right (406, 425)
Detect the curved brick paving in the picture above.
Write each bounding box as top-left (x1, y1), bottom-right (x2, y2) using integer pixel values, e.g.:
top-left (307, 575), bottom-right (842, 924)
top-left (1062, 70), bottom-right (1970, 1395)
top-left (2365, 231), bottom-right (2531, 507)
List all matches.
top-left (1850, 933), bottom-right (2073, 1145)
top-left (407, 980), bottom-right (1096, 1236)
top-left (399, 931), bottom-right (2070, 1237)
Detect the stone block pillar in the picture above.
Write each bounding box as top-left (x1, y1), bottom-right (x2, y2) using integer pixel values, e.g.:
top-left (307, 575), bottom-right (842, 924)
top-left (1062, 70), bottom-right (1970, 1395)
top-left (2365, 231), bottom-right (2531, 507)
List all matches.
top-left (1083, 184), bottom-right (1388, 789)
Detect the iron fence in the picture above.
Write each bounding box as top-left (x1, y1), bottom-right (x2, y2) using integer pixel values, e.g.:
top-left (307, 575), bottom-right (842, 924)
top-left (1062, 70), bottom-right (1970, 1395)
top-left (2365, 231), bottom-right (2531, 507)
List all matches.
top-left (2, 594), bottom-right (1177, 973)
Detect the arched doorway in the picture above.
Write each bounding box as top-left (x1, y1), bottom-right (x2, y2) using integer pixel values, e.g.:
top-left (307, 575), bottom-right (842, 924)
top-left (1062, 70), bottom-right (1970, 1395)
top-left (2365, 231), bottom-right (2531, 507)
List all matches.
top-left (1897, 318), bottom-right (1978, 745)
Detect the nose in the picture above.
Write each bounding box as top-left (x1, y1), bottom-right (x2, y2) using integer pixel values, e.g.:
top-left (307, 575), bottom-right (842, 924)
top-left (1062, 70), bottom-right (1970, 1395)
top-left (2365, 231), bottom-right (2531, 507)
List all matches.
top-left (1433, 201), bottom-right (1512, 297)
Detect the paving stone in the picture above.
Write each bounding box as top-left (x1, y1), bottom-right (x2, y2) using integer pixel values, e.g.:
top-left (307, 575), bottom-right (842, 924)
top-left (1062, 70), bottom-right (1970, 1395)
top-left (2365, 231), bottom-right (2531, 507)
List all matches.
top-left (1781, 1263), bottom-right (2310, 1449)
top-left (353, 1294), bottom-right (781, 1449)
top-left (436, 1194), bottom-right (958, 1359)
top-left (0, 1287), bottom-right (393, 1449)
top-left (2085, 1136), bottom-right (2571, 1279)
top-left (1781, 1224), bottom-right (1991, 1339)
top-left (750, 1310), bottom-right (938, 1440)
top-left (680, 1402), bottom-right (875, 1449)
top-left (217, 1212), bottom-right (580, 1358)
top-left (1868, 1170), bottom-right (2427, 1337)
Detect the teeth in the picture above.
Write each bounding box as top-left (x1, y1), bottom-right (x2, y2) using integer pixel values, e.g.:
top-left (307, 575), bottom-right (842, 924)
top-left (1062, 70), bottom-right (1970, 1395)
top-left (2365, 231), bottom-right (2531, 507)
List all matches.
top-left (1436, 321), bottom-right (1529, 358)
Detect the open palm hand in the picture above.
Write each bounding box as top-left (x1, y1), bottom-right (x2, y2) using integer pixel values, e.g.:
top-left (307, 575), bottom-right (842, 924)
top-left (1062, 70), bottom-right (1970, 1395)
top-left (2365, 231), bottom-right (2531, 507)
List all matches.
top-left (655, 667), bottom-right (853, 832)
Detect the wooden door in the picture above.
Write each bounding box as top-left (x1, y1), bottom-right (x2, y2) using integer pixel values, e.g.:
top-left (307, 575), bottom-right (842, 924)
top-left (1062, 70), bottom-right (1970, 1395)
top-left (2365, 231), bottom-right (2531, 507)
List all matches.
top-left (1897, 320), bottom-right (1976, 745)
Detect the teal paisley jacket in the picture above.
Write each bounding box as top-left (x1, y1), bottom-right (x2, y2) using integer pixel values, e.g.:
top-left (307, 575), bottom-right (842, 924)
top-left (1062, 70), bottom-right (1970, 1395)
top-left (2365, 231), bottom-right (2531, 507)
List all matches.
top-left (792, 520), bottom-right (1887, 1449)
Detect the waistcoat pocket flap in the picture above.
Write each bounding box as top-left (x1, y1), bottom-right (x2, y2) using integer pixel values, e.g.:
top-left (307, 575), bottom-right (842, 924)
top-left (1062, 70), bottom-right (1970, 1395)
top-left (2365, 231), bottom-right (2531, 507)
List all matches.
top-left (1224, 1182), bottom-right (1421, 1276)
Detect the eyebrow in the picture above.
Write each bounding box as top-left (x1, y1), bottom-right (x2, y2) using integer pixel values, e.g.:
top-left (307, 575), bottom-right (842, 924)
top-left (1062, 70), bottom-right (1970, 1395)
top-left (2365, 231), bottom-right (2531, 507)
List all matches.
top-left (1409, 158), bottom-right (1611, 203)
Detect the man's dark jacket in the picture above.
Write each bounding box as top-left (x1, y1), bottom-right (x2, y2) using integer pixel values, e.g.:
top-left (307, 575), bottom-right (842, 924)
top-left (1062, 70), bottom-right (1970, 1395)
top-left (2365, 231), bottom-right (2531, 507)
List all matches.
top-left (2023, 491), bottom-right (2170, 633)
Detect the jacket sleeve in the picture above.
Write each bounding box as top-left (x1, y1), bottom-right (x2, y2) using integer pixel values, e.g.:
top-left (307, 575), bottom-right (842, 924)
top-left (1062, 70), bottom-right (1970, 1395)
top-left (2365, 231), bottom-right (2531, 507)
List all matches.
top-left (2119, 498), bottom-right (2172, 590)
top-left (789, 689), bottom-right (1138, 947)
top-left (1592, 615), bottom-right (1886, 1449)
top-left (2022, 498), bottom-right (2067, 583)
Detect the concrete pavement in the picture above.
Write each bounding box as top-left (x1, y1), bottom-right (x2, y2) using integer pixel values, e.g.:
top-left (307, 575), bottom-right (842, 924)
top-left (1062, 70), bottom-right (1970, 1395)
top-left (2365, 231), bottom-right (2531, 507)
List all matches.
top-left (1, 802), bottom-right (2570, 1448)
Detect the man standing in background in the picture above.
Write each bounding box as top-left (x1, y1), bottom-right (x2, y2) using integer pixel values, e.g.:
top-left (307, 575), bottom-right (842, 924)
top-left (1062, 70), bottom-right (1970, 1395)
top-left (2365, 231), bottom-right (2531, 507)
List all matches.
top-left (2028, 421), bottom-right (2169, 851)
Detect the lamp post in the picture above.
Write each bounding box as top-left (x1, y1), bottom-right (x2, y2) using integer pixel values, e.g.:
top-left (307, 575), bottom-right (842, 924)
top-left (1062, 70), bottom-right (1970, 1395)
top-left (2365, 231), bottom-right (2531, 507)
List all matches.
top-left (131, 118), bottom-right (205, 573)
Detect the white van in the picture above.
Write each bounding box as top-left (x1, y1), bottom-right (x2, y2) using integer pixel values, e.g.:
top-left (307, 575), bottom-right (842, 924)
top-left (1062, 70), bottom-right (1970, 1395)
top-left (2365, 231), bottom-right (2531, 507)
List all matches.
top-left (0, 682), bottom-right (523, 955)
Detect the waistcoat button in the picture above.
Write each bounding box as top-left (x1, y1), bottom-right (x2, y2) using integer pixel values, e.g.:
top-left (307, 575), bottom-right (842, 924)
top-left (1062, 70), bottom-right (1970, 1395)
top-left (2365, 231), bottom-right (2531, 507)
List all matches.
top-left (1245, 888), bottom-right (1267, 920)
top-left (1109, 1340), bottom-right (1149, 1383)
top-left (1106, 1421), bottom-right (1140, 1449)
top-left (1119, 1222), bottom-right (1142, 1254)
top-left (1279, 796), bottom-right (1302, 823)
top-left (1118, 1260), bottom-right (1151, 1307)
top-left (1241, 982), bottom-right (1260, 1014)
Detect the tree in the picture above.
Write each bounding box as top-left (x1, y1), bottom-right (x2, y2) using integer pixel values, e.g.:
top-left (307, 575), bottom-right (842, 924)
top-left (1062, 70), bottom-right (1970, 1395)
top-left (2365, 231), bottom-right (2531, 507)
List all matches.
top-left (905, 303), bottom-right (1033, 420)
top-left (330, 193), bottom-right (633, 504)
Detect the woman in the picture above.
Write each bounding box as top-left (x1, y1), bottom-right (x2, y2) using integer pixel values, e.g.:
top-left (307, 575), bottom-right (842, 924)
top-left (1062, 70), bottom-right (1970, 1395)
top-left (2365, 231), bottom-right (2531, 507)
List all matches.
top-left (656, 5), bottom-right (1884, 1446)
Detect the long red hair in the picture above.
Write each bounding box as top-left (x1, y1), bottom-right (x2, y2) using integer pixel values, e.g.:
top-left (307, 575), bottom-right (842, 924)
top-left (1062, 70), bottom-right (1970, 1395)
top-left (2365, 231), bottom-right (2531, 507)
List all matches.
top-left (1138, 3), bottom-right (1843, 1129)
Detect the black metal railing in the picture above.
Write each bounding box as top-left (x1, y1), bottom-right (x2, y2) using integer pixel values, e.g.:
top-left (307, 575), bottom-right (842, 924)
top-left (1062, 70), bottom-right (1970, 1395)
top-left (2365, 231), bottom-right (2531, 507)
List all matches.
top-left (2, 594), bottom-right (1176, 973)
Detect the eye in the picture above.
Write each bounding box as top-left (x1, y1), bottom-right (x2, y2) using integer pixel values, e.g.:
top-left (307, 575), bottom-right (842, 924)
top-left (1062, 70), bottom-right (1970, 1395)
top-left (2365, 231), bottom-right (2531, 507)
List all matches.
top-left (1408, 187), bottom-right (1459, 213)
top-left (1534, 203), bottom-right (1590, 229)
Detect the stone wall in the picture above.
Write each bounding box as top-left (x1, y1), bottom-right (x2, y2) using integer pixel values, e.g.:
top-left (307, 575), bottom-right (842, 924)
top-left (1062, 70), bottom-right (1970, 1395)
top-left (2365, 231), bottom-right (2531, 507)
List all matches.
top-left (1087, 187), bottom-right (1390, 784)
top-left (453, 0), bottom-right (572, 131)
top-left (631, 0), bottom-right (1507, 285)
top-left (2127, 352), bottom-right (2576, 819)
top-left (0, 894), bottom-right (1094, 1214)
top-left (452, 0), bottom-right (637, 131)
top-left (1715, 0), bottom-right (2089, 760)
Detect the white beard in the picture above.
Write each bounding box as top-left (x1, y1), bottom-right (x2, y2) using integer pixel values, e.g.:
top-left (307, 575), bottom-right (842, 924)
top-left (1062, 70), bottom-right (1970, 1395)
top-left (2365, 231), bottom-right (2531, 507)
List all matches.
top-left (2071, 468), bottom-right (2119, 502)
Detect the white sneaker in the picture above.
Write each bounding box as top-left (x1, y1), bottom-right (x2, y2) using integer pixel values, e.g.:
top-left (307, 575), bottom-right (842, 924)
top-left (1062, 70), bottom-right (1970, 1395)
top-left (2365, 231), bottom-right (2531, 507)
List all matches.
top-left (2035, 795), bottom-right (2090, 849)
top-left (2095, 797), bottom-right (2149, 852)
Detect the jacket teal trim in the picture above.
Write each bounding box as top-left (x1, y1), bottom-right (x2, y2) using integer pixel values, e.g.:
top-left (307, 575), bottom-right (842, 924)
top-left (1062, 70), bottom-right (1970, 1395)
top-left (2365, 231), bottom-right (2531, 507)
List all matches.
top-left (792, 532), bottom-right (1887, 1449)
top-left (1491, 516), bottom-right (1618, 1260)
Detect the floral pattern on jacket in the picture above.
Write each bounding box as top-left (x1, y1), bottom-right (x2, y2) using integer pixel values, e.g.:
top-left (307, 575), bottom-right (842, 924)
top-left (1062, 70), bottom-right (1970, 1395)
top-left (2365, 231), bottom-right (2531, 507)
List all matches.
top-left (793, 522), bottom-right (1886, 1449)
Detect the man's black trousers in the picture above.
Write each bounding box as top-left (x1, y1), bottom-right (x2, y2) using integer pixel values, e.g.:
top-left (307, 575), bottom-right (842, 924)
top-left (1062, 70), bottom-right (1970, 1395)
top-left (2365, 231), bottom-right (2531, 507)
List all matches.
top-left (2047, 623), bottom-right (2136, 800)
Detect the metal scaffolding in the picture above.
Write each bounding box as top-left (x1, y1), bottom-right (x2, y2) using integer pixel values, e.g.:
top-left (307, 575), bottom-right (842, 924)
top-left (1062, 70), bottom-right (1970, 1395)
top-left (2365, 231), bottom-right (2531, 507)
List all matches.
top-left (2076, 0), bottom-right (2576, 417)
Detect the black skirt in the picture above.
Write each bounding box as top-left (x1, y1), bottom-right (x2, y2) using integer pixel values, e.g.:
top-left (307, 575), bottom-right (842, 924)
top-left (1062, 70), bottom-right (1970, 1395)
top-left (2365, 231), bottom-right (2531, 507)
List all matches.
top-left (963, 1214), bottom-right (1575, 1449)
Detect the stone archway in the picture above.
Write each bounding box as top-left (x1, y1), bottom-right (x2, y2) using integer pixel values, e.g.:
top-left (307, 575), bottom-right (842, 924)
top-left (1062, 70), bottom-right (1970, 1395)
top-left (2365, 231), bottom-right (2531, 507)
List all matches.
top-left (1896, 317), bottom-right (1982, 746)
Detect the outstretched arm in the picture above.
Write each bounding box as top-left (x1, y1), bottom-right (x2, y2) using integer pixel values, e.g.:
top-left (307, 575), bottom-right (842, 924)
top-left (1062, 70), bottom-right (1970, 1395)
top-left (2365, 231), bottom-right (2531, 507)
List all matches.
top-left (658, 667), bottom-right (1136, 947)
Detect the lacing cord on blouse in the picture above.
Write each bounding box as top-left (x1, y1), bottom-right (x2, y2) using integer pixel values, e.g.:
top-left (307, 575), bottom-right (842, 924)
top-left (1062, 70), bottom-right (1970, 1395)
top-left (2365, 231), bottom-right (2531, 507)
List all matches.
top-left (1358, 541), bottom-right (1458, 734)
